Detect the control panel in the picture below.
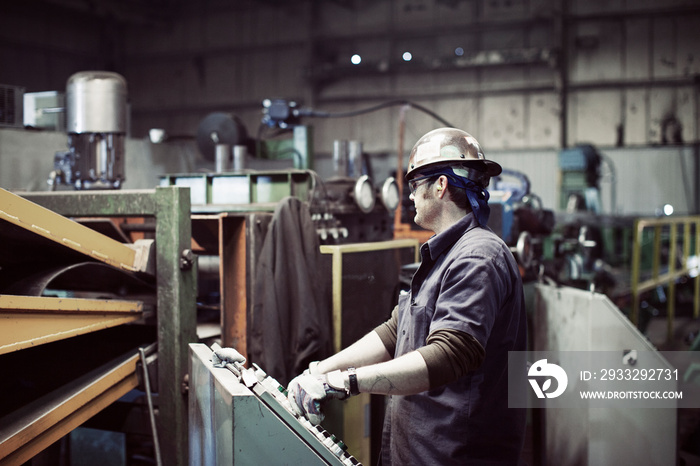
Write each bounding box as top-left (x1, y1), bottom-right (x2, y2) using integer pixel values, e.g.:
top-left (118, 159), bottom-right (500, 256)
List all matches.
top-left (189, 343), bottom-right (362, 466)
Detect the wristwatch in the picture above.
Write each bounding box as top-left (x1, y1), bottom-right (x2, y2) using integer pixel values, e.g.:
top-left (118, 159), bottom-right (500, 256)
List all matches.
top-left (347, 367), bottom-right (360, 396)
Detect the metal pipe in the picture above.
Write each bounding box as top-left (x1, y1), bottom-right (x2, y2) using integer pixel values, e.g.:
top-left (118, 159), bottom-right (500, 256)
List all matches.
top-left (139, 347), bottom-right (162, 466)
top-left (233, 145), bottom-right (246, 170)
top-left (394, 104), bottom-right (409, 232)
top-left (668, 223), bottom-right (678, 341)
top-left (215, 144), bottom-right (231, 173)
top-left (197, 254), bottom-right (220, 277)
top-left (556, 0), bottom-right (569, 148)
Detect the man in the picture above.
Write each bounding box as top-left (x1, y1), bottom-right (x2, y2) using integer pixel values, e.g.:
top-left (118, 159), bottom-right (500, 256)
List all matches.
top-left (287, 128), bottom-right (527, 465)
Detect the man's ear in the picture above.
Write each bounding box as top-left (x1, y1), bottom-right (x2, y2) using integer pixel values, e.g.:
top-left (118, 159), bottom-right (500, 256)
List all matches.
top-left (436, 175), bottom-right (447, 198)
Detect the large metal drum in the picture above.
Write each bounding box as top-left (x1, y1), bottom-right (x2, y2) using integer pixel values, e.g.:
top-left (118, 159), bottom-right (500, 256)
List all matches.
top-left (66, 71), bottom-right (127, 134)
top-left (54, 71), bottom-right (127, 189)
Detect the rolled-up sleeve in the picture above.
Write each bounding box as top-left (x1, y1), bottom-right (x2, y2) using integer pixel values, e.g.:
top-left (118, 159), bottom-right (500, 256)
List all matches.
top-left (373, 304), bottom-right (399, 355)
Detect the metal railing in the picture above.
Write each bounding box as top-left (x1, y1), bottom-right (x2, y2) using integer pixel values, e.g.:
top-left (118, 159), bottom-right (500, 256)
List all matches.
top-left (630, 216), bottom-right (700, 341)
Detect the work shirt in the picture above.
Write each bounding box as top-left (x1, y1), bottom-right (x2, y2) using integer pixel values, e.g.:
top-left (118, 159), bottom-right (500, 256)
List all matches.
top-left (381, 212), bottom-right (527, 466)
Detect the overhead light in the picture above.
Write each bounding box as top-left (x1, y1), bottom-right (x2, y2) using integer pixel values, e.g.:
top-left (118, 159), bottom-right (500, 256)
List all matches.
top-left (351, 54), bottom-right (362, 65)
top-left (455, 47), bottom-right (464, 57)
top-left (402, 52), bottom-right (412, 62)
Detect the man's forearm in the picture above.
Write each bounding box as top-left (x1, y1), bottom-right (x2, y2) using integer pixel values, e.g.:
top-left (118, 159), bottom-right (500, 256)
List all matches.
top-left (316, 330), bottom-right (392, 374)
top-left (315, 330), bottom-right (430, 396)
top-left (355, 350), bottom-right (430, 395)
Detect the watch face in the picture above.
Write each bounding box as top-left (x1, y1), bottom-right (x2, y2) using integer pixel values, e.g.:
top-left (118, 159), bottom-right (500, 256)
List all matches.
top-left (381, 177), bottom-right (400, 211)
top-left (354, 175), bottom-right (376, 213)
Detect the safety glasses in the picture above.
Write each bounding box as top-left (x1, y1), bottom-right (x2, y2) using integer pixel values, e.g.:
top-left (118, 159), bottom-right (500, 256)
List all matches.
top-left (408, 175), bottom-right (436, 195)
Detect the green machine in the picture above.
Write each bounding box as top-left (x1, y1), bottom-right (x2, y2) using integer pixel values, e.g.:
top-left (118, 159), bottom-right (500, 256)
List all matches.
top-left (558, 144), bottom-right (603, 213)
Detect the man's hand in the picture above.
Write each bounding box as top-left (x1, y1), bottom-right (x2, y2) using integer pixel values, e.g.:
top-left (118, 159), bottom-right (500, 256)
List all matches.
top-left (287, 371), bottom-right (349, 425)
top-left (211, 347), bottom-right (246, 368)
top-left (302, 360), bottom-right (321, 376)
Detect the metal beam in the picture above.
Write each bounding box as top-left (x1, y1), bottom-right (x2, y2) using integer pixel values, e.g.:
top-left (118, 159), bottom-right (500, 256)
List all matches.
top-left (0, 351), bottom-right (140, 466)
top-left (0, 294), bottom-right (143, 355)
top-left (155, 186), bottom-right (196, 466)
top-left (19, 189), bottom-right (158, 217)
top-left (2, 188), bottom-right (150, 273)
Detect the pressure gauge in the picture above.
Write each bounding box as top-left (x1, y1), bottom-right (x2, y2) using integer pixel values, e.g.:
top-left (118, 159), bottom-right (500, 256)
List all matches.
top-left (380, 177), bottom-right (400, 211)
top-left (353, 175), bottom-right (376, 213)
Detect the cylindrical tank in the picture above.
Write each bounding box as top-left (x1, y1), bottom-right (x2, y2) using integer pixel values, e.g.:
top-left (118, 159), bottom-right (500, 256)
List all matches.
top-left (53, 71), bottom-right (128, 189)
top-left (66, 71), bottom-right (127, 134)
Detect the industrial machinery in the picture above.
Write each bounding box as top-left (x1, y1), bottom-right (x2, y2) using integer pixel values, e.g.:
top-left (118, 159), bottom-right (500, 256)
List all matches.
top-left (559, 144), bottom-right (604, 213)
top-left (488, 169), bottom-right (555, 279)
top-left (524, 143), bottom-right (700, 465)
top-left (51, 71), bottom-right (128, 190)
top-left (0, 187), bottom-right (196, 465)
top-left (314, 174), bottom-right (400, 244)
top-left (162, 105), bottom-right (401, 245)
top-left (189, 343), bottom-right (361, 465)
top-left (157, 105), bottom-right (415, 466)
top-left (195, 111), bottom-right (250, 171)
top-left (539, 144), bottom-right (628, 292)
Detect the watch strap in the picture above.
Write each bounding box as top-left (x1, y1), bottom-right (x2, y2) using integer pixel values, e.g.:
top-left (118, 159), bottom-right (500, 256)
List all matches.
top-left (347, 367), bottom-right (360, 396)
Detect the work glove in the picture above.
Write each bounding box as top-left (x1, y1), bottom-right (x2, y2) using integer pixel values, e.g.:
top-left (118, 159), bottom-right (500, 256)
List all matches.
top-left (287, 371), bottom-right (349, 425)
top-left (303, 360), bottom-right (321, 376)
top-left (211, 347), bottom-right (246, 368)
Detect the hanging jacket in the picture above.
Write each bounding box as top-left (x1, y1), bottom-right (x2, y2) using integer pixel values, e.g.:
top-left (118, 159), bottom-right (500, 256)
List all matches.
top-left (248, 196), bottom-right (331, 386)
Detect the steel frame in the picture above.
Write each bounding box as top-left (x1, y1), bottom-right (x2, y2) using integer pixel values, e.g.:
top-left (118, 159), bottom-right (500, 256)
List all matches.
top-left (630, 215), bottom-right (700, 340)
top-left (7, 187), bottom-right (196, 466)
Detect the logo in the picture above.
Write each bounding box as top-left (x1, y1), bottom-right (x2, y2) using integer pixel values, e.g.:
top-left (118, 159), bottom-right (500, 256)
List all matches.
top-left (528, 359), bottom-right (568, 399)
